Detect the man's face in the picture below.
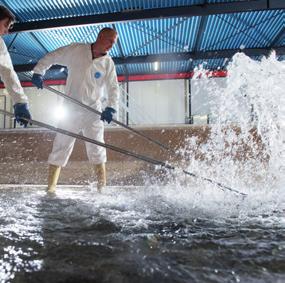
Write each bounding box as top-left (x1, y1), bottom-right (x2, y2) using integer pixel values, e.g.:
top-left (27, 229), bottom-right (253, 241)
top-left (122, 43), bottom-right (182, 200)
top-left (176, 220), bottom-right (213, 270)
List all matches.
top-left (97, 32), bottom-right (117, 54)
top-left (0, 18), bottom-right (13, 36)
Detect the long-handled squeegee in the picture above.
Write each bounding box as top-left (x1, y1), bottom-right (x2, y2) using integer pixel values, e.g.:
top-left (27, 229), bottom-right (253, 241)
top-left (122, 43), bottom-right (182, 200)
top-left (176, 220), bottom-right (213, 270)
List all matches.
top-left (0, 109), bottom-right (247, 197)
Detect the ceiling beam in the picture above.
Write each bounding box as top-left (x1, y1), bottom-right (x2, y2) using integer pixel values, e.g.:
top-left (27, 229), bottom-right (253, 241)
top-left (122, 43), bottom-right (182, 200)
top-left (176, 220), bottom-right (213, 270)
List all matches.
top-left (193, 17), bottom-right (208, 52)
top-left (115, 46), bottom-right (285, 64)
top-left (14, 46), bottom-right (285, 73)
top-left (270, 26), bottom-right (285, 47)
top-left (11, 0), bottom-right (285, 33)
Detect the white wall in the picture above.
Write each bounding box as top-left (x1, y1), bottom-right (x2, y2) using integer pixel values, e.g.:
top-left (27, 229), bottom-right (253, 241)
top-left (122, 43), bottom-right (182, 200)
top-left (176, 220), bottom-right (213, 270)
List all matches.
top-left (127, 80), bottom-right (186, 125)
top-left (0, 89), bottom-right (13, 128)
top-left (1, 77), bottom-right (229, 129)
top-left (25, 85), bottom-right (66, 127)
top-left (0, 85), bottom-right (65, 129)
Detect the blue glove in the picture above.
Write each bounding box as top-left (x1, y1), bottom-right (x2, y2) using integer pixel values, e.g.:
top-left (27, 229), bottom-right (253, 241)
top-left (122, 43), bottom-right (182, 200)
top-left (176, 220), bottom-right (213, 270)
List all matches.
top-left (31, 73), bottom-right (44, 89)
top-left (13, 103), bottom-right (32, 128)
top-left (101, 107), bottom-right (116, 124)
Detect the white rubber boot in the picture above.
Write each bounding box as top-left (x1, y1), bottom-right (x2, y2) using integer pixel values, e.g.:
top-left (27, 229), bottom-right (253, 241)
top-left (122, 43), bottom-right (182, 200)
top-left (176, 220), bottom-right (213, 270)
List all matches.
top-left (47, 164), bottom-right (61, 193)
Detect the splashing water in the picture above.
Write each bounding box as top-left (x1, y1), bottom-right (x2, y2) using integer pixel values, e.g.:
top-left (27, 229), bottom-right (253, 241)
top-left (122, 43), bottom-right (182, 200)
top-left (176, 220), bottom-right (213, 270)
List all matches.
top-left (174, 52), bottom-right (285, 220)
top-left (0, 53), bottom-right (284, 283)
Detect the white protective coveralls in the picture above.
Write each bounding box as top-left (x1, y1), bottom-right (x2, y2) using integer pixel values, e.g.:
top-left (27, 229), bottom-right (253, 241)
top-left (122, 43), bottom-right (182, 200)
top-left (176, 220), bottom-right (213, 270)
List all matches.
top-left (33, 43), bottom-right (120, 167)
top-left (0, 37), bottom-right (28, 104)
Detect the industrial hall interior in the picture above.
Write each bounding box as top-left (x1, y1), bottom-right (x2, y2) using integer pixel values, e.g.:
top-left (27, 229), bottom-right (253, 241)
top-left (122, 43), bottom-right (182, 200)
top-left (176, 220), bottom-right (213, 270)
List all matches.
top-left (0, 1), bottom-right (284, 283)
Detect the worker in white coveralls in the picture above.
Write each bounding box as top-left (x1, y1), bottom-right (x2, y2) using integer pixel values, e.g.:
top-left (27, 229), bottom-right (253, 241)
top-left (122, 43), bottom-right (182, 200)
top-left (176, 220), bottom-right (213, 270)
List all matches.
top-left (0, 5), bottom-right (32, 127)
top-left (31, 27), bottom-right (119, 193)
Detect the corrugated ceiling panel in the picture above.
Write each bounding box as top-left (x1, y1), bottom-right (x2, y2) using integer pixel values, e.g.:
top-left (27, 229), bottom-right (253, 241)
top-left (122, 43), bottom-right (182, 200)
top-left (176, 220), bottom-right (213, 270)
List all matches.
top-left (2, 34), bottom-right (14, 47)
top-left (1, 0), bottom-right (283, 77)
top-left (3, 0), bottom-right (212, 21)
top-left (126, 63), bottom-right (153, 74)
top-left (115, 17), bottom-right (200, 56)
top-left (201, 10), bottom-right (284, 50)
top-left (159, 61), bottom-right (192, 73)
top-left (18, 72), bottom-right (33, 81)
top-left (4, 33), bottom-right (47, 64)
top-left (120, 60), bottom-right (194, 75)
top-left (207, 0), bottom-right (244, 2)
top-left (18, 70), bottom-right (67, 81)
top-left (277, 34), bottom-right (285, 46)
top-left (3, 0), bottom-right (251, 22)
top-left (31, 24), bottom-right (121, 57)
top-left (41, 68), bottom-right (67, 80)
top-left (115, 65), bottom-right (126, 75)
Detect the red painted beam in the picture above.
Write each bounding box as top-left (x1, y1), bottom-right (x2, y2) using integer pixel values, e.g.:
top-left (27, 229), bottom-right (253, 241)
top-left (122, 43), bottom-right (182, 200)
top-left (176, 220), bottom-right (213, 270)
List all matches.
top-left (118, 70), bottom-right (227, 81)
top-left (0, 71), bottom-right (227, 88)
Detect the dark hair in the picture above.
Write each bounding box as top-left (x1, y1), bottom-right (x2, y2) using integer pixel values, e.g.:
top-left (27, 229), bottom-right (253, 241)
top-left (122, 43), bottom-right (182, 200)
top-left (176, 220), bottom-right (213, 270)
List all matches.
top-left (0, 5), bottom-right (15, 23)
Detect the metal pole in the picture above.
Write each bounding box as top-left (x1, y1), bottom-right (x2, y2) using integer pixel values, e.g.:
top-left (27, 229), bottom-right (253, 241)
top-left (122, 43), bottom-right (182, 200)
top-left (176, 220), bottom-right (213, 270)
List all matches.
top-left (21, 73), bottom-right (175, 153)
top-left (184, 79), bottom-right (188, 124)
top-left (0, 108), bottom-right (247, 197)
top-left (189, 78), bottom-right (193, 124)
top-left (126, 80), bottom-right (129, 126)
top-left (0, 95), bottom-right (6, 129)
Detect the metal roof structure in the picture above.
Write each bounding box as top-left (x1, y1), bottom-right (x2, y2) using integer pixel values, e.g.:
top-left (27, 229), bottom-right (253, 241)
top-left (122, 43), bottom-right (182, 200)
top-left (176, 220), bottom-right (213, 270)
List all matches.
top-left (1, 0), bottom-right (284, 81)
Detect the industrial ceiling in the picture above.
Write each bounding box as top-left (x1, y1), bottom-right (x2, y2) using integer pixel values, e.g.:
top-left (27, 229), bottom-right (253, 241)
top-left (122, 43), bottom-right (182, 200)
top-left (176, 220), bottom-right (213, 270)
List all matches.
top-left (1, 0), bottom-right (284, 81)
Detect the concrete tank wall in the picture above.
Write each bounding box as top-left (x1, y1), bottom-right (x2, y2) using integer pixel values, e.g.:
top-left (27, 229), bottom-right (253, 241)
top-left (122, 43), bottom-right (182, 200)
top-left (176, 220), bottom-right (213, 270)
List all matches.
top-left (0, 125), bottom-right (210, 186)
top-left (0, 125), bottom-right (262, 186)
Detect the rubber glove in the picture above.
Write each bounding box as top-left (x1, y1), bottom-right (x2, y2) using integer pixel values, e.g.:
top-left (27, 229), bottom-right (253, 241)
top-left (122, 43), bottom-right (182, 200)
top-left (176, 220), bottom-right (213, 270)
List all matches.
top-left (13, 103), bottom-right (32, 128)
top-left (32, 73), bottom-right (44, 89)
top-left (101, 107), bottom-right (116, 124)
